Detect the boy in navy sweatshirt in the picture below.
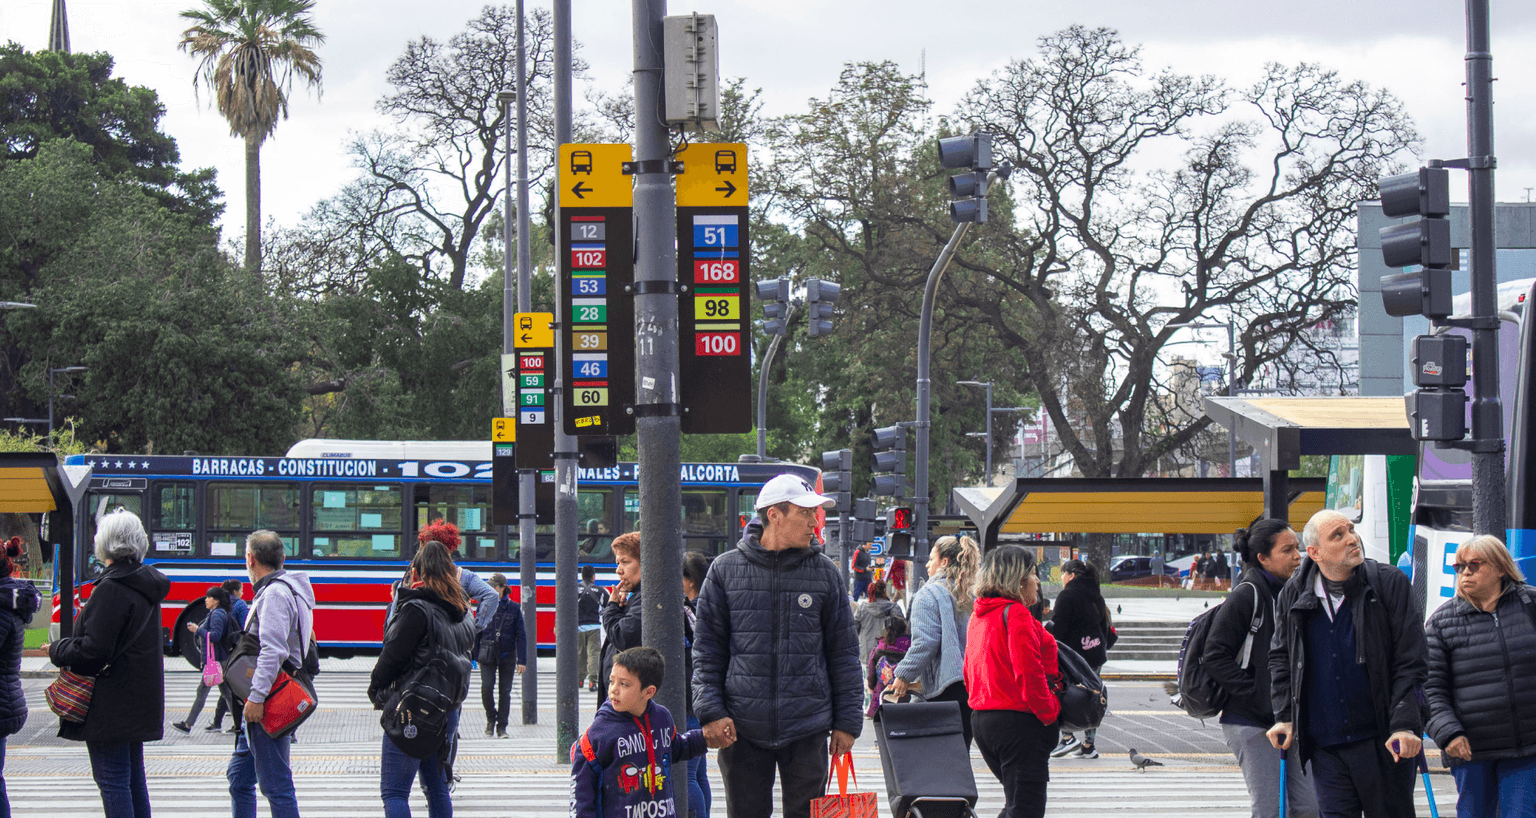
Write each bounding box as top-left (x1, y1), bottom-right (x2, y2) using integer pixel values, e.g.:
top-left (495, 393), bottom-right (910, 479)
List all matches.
top-left (571, 646), bottom-right (716, 818)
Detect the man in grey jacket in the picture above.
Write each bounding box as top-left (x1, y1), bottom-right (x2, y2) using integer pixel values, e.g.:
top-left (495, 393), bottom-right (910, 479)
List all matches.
top-left (228, 530), bottom-right (315, 818)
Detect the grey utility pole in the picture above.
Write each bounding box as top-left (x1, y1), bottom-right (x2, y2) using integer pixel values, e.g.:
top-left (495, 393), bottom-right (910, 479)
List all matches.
top-left (1167, 322), bottom-right (1239, 476)
top-left (1464, 0), bottom-right (1506, 537)
top-left (631, 4), bottom-right (687, 814)
top-left (551, 0), bottom-right (580, 759)
top-left (753, 304), bottom-right (795, 461)
top-left (957, 380), bottom-right (1024, 487)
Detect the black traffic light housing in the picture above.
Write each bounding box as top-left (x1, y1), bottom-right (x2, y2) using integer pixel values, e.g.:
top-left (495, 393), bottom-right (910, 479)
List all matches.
top-left (755, 277), bottom-right (791, 335)
top-left (820, 449), bottom-right (853, 514)
top-left (938, 133), bottom-right (993, 224)
top-left (870, 424), bottom-right (907, 497)
top-left (1377, 167), bottom-right (1453, 319)
top-left (884, 506), bottom-right (915, 558)
top-left (805, 279), bottom-right (840, 338)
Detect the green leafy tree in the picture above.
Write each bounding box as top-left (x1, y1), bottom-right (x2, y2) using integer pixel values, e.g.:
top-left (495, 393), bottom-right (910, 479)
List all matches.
top-left (0, 140), bottom-right (304, 453)
top-left (179, 0), bottom-right (324, 274)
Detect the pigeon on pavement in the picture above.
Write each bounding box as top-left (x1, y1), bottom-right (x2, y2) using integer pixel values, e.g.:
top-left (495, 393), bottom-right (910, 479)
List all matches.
top-left (1129, 749), bottom-right (1164, 771)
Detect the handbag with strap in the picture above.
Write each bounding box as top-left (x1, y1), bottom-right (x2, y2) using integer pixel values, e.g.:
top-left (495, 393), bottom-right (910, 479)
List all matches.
top-left (1003, 603), bottom-right (1109, 731)
top-left (202, 632), bottom-right (224, 687)
top-left (809, 752), bottom-right (878, 818)
top-left (45, 586), bottom-right (156, 723)
top-left (220, 577), bottom-right (319, 738)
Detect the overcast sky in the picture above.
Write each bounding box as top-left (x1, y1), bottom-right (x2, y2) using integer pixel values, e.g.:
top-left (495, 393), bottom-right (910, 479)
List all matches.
top-left (6, 0), bottom-right (1536, 239)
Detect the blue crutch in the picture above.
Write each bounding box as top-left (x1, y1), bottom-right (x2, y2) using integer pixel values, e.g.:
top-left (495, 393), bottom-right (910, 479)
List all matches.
top-left (1279, 746), bottom-right (1288, 817)
top-left (1416, 750), bottom-right (1441, 818)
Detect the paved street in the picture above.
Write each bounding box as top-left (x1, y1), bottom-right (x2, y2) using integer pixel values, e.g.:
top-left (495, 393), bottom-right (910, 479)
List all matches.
top-left (6, 668), bottom-right (1457, 816)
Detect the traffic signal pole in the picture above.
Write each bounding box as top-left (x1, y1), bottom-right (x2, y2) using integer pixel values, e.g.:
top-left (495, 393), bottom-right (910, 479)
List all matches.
top-left (754, 304), bottom-right (793, 460)
top-left (1464, 0), bottom-right (1506, 538)
top-left (631, 5), bottom-right (687, 815)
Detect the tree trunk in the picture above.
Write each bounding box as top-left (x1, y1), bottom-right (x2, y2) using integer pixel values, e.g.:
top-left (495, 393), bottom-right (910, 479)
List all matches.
top-left (245, 133), bottom-right (262, 275)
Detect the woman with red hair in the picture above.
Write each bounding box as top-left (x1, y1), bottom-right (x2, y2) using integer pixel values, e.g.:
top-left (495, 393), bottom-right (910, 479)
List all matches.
top-left (387, 521), bottom-right (499, 652)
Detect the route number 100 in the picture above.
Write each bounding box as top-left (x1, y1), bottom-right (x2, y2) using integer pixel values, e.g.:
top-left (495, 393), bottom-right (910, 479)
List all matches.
top-left (695, 332), bottom-right (741, 356)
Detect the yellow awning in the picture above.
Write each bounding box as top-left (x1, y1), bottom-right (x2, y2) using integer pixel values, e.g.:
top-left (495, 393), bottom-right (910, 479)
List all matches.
top-left (998, 486), bottom-right (1325, 535)
top-left (0, 466), bottom-right (57, 513)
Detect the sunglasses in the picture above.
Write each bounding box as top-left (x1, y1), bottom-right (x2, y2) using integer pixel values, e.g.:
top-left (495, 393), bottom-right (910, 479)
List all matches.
top-left (1452, 559), bottom-right (1486, 575)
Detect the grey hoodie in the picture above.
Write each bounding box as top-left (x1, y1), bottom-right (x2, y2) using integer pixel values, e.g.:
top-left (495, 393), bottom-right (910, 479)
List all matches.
top-left (249, 569), bottom-right (316, 704)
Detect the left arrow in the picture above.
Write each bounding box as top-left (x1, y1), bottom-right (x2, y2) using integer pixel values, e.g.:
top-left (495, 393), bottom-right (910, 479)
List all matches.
top-left (715, 180), bottom-right (737, 197)
top-left (572, 181), bottom-right (592, 199)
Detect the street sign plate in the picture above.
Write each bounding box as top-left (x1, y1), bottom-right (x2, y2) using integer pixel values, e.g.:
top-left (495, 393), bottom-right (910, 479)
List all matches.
top-left (514, 312), bottom-right (554, 349)
top-left (676, 144), bottom-right (751, 433)
top-left (558, 144), bottom-right (633, 209)
top-left (492, 417), bottom-right (516, 443)
top-left (676, 143), bottom-right (748, 207)
top-left (514, 347), bottom-right (555, 468)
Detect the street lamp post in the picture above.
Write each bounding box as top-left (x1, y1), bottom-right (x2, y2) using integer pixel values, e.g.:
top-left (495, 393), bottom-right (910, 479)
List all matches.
top-left (1167, 322), bottom-right (1237, 476)
top-left (957, 380), bottom-right (1026, 487)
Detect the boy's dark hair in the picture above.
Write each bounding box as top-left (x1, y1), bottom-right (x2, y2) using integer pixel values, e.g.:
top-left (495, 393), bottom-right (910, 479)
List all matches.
top-left (582, 564), bottom-right (596, 581)
top-left (614, 646), bottom-right (665, 691)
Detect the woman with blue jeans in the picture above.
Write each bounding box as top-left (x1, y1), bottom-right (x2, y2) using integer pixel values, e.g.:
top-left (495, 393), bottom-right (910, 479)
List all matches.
top-left (682, 551), bottom-right (713, 817)
top-left (48, 510), bottom-right (170, 818)
top-left (1425, 534), bottom-right (1536, 817)
top-left (370, 542), bottom-right (478, 817)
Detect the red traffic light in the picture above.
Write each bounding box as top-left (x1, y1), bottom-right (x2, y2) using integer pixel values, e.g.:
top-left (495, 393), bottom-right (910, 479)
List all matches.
top-left (890, 507), bottom-right (913, 531)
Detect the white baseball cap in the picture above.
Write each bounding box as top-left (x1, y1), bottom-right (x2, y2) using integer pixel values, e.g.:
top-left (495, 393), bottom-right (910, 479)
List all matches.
top-left (754, 474), bottom-right (835, 510)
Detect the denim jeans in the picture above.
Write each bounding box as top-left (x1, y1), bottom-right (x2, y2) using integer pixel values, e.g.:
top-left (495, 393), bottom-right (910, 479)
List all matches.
top-left (380, 708), bottom-right (459, 818)
top-left (228, 725), bottom-right (300, 818)
top-left (480, 655), bottom-right (516, 730)
top-left (685, 715), bottom-right (711, 817)
top-left (87, 741), bottom-right (151, 818)
top-left (1451, 754), bottom-right (1536, 818)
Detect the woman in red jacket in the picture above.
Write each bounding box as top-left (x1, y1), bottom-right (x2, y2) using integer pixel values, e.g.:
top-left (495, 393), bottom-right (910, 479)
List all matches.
top-left (964, 545), bottom-right (1060, 818)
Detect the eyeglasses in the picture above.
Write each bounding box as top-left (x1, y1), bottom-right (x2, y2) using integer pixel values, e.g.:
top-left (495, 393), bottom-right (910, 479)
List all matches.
top-left (1452, 559), bottom-right (1486, 575)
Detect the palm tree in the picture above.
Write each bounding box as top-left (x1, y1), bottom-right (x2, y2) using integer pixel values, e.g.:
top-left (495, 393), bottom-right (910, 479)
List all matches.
top-left (179, 0), bottom-right (323, 274)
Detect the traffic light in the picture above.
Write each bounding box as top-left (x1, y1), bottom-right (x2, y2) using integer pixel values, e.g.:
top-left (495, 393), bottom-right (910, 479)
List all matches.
top-left (755, 277), bottom-right (791, 335)
top-left (820, 449), bottom-right (853, 514)
top-left (805, 279), bottom-right (841, 338)
top-left (938, 133), bottom-right (993, 224)
top-left (871, 424), bottom-right (907, 497)
top-left (1406, 334), bottom-right (1469, 442)
top-left (885, 506), bottom-right (914, 558)
top-left (1378, 167), bottom-right (1452, 319)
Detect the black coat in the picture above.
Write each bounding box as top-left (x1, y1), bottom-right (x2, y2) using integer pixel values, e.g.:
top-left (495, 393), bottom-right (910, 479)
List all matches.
top-left (1268, 558), bottom-right (1427, 768)
top-left (477, 590), bottom-right (527, 664)
top-left (1203, 565), bottom-right (1284, 725)
top-left (597, 584), bottom-right (644, 702)
top-left (0, 577), bottom-right (39, 737)
top-left (1425, 580), bottom-right (1536, 762)
top-left (1048, 575), bottom-right (1108, 667)
top-left (369, 585), bottom-right (477, 707)
top-left (691, 520), bottom-right (863, 749)
top-left (49, 560), bottom-right (171, 743)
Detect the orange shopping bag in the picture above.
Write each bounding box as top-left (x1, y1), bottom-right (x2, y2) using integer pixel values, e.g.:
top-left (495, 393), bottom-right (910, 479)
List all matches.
top-left (809, 752), bottom-right (878, 818)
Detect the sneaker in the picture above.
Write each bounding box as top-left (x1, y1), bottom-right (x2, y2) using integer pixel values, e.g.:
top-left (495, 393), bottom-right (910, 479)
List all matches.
top-left (1071, 744), bottom-right (1099, 759)
top-left (224, 725), bottom-right (239, 734)
top-left (484, 724), bottom-right (495, 737)
top-left (171, 721), bottom-right (191, 734)
top-left (496, 727), bottom-right (509, 738)
top-left (205, 724), bottom-right (224, 732)
top-left (1049, 735), bottom-right (1081, 758)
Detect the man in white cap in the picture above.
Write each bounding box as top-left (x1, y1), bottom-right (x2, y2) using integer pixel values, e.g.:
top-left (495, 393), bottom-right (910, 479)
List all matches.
top-left (691, 473), bottom-right (863, 818)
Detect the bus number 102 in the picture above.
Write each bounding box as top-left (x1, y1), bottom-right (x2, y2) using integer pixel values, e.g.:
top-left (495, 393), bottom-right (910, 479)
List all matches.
top-left (696, 332), bottom-right (741, 356)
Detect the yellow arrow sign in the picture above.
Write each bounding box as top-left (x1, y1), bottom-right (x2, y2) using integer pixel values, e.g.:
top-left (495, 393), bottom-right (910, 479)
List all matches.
top-left (676, 143), bottom-right (748, 207)
top-left (559, 144), bottom-right (634, 209)
top-left (492, 417), bottom-right (516, 443)
top-left (513, 312), bottom-right (554, 349)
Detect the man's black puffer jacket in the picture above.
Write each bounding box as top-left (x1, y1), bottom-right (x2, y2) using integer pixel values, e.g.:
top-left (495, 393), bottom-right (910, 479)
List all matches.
top-left (691, 519), bottom-right (862, 749)
top-left (1425, 579), bottom-right (1536, 763)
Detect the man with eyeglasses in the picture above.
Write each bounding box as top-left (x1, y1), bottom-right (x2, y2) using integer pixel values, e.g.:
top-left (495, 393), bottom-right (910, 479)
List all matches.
top-left (691, 474), bottom-right (862, 818)
top-left (1265, 509), bottom-right (1428, 818)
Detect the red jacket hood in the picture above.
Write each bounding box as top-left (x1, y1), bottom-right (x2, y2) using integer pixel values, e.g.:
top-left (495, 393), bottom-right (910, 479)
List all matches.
top-left (964, 596), bottom-right (1060, 723)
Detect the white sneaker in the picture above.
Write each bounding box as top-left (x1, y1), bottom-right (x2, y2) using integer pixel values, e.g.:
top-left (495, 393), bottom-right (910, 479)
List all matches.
top-left (1070, 744), bottom-right (1099, 759)
top-left (1050, 735), bottom-right (1082, 758)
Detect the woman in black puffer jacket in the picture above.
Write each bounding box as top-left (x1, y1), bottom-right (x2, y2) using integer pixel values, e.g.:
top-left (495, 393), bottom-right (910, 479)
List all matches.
top-left (1046, 559), bottom-right (1109, 759)
top-left (0, 537), bottom-right (38, 817)
top-left (1425, 534), bottom-right (1536, 816)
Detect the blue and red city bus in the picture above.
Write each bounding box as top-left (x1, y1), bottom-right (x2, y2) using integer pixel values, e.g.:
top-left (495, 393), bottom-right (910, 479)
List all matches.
top-left (56, 440), bottom-right (820, 656)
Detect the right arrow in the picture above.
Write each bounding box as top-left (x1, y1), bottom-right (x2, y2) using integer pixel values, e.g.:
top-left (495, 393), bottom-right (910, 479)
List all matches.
top-left (715, 180), bottom-right (737, 197)
top-left (572, 181), bottom-right (591, 199)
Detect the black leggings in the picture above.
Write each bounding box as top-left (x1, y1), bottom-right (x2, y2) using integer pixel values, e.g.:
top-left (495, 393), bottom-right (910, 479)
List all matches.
top-left (972, 709), bottom-right (1054, 818)
top-left (929, 680), bottom-right (974, 750)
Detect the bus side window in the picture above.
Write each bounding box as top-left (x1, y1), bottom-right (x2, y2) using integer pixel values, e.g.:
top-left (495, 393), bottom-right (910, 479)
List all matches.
top-left (416, 485), bottom-right (496, 560)
top-left (577, 489), bottom-right (614, 561)
top-left (148, 483), bottom-right (198, 558)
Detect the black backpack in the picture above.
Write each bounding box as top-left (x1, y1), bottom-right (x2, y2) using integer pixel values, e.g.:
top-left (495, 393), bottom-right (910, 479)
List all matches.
top-left (219, 608), bottom-right (245, 655)
top-left (1171, 582), bottom-right (1262, 720)
top-left (379, 598), bottom-right (476, 759)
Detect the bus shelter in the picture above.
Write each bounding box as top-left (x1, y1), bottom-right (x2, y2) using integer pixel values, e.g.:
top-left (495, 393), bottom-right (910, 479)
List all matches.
top-left (0, 454), bottom-right (91, 634)
top-left (953, 476), bottom-right (1329, 550)
top-left (1202, 396), bottom-right (1416, 520)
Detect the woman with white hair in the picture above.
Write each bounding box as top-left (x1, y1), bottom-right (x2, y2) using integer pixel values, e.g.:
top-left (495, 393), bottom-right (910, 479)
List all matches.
top-left (48, 509), bottom-right (170, 818)
top-left (1425, 534), bottom-right (1536, 817)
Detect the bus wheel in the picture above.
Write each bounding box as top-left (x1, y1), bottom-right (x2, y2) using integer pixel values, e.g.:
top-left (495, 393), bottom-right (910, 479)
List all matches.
top-left (171, 602), bottom-right (209, 668)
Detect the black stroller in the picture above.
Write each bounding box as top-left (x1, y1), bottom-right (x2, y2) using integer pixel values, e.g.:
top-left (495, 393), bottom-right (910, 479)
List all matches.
top-left (874, 698), bottom-right (979, 818)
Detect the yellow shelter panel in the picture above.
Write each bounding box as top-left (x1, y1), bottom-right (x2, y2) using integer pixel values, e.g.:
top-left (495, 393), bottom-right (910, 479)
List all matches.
top-left (1000, 489), bottom-right (1325, 535)
top-left (1246, 398), bottom-right (1408, 429)
top-left (0, 467), bottom-right (57, 513)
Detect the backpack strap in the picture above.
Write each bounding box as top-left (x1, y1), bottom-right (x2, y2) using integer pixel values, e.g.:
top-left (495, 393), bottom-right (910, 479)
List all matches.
top-left (1235, 582), bottom-right (1264, 670)
top-left (578, 728), bottom-right (598, 763)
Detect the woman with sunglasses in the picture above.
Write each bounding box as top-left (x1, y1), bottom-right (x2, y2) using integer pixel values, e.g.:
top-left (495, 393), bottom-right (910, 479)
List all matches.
top-left (1425, 534), bottom-right (1536, 817)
